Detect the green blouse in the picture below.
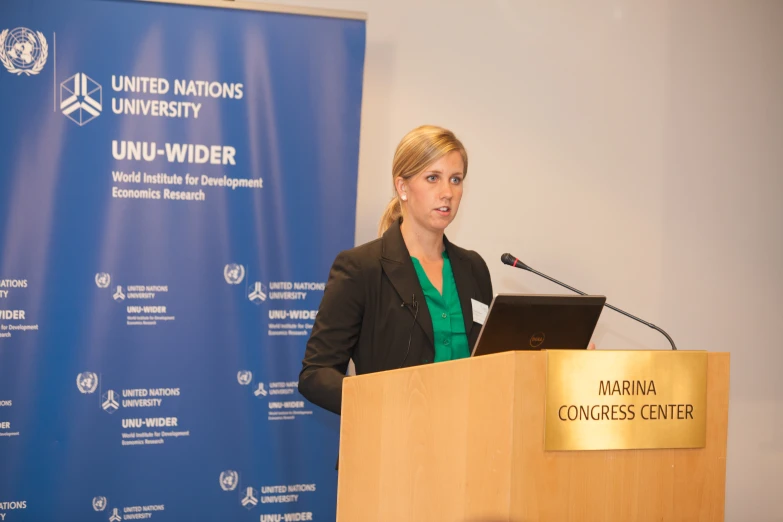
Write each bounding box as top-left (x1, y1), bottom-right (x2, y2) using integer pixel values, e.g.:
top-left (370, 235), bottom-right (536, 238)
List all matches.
top-left (411, 251), bottom-right (470, 362)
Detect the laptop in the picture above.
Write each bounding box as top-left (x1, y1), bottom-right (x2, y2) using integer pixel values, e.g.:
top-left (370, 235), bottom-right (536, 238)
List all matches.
top-left (470, 294), bottom-right (606, 357)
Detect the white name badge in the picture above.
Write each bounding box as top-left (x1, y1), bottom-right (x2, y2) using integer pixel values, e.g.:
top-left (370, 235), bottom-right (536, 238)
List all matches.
top-left (471, 299), bottom-right (489, 325)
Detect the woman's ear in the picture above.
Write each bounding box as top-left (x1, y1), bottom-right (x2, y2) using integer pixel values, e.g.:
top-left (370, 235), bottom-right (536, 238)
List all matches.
top-left (394, 177), bottom-right (406, 201)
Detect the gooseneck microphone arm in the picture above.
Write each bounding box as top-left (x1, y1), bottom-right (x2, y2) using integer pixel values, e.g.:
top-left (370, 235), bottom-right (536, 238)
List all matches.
top-left (501, 253), bottom-right (677, 351)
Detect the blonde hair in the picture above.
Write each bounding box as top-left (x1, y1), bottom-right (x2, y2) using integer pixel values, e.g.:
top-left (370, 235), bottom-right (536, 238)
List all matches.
top-left (377, 125), bottom-right (468, 236)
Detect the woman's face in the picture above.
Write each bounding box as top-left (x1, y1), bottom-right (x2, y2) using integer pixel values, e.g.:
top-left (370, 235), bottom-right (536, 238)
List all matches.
top-left (397, 150), bottom-right (465, 234)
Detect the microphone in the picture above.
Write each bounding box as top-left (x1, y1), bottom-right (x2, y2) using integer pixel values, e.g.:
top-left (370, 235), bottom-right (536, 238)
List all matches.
top-left (399, 294), bottom-right (419, 368)
top-left (501, 253), bottom-right (677, 350)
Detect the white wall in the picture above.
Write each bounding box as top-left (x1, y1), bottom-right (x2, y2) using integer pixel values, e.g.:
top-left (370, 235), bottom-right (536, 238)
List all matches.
top-left (249, 1), bottom-right (783, 519)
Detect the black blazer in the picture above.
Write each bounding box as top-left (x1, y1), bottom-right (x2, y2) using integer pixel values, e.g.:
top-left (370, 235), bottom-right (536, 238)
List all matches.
top-left (298, 219), bottom-right (493, 414)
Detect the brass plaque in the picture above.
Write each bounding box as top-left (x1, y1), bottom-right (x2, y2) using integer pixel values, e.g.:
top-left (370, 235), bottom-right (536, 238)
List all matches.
top-left (545, 350), bottom-right (707, 451)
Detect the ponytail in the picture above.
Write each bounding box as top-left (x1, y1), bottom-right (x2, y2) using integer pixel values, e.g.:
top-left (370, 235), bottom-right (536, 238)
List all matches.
top-left (377, 197), bottom-right (402, 237)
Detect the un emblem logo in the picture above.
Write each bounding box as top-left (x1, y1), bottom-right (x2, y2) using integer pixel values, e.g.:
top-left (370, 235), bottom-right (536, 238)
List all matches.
top-left (92, 496), bottom-right (107, 512)
top-left (237, 371), bottom-right (253, 385)
top-left (95, 273), bottom-right (111, 289)
top-left (219, 470), bottom-right (239, 491)
top-left (76, 372), bottom-right (99, 394)
top-left (0, 28), bottom-right (48, 76)
top-left (224, 263), bottom-right (245, 285)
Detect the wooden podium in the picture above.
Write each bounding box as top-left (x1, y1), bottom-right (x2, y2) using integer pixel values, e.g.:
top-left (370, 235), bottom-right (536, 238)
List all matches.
top-left (336, 351), bottom-right (729, 521)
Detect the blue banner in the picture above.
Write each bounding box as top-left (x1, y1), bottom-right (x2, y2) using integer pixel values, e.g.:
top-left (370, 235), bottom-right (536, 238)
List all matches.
top-left (0, 1), bottom-right (365, 520)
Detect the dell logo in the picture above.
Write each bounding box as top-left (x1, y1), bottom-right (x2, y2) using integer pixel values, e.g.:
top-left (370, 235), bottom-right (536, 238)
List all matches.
top-left (529, 332), bottom-right (545, 348)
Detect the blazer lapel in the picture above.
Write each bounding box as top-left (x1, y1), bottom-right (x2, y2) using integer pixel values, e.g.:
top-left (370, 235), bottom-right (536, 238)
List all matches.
top-left (445, 238), bottom-right (476, 338)
top-left (380, 221), bottom-right (434, 347)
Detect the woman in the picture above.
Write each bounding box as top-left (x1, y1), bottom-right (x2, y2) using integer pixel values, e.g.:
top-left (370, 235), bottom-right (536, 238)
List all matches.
top-left (298, 125), bottom-right (493, 415)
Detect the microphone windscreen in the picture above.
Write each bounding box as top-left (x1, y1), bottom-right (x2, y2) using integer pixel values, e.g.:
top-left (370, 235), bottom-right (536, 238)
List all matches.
top-left (501, 253), bottom-right (531, 270)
